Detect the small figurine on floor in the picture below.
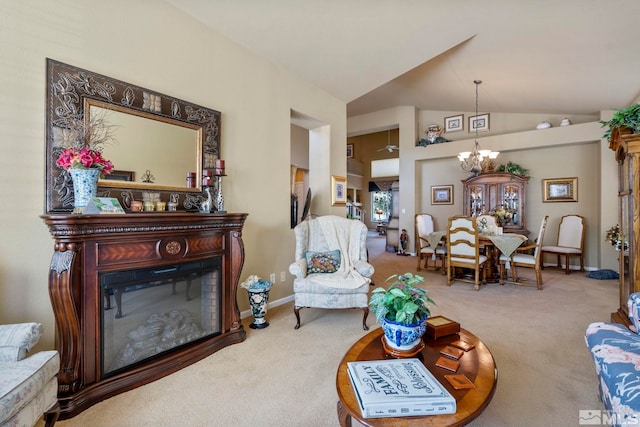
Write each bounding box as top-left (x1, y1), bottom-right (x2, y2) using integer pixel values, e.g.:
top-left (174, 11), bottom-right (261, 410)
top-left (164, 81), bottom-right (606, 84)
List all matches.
top-left (398, 229), bottom-right (409, 256)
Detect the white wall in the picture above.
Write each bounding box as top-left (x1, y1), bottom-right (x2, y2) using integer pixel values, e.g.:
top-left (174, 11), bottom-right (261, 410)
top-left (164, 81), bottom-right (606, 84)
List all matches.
top-left (0, 0), bottom-right (347, 349)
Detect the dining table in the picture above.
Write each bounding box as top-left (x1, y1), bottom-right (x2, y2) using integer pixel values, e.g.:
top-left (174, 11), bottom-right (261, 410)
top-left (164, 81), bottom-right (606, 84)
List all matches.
top-left (479, 232), bottom-right (528, 281)
top-left (426, 231), bottom-right (528, 282)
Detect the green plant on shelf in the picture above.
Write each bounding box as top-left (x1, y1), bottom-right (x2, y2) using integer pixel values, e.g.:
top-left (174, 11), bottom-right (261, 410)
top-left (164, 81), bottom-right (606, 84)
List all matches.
top-left (495, 161), bottom-right (529, 177)
top-left (600, 104), bottom-right (640, 142)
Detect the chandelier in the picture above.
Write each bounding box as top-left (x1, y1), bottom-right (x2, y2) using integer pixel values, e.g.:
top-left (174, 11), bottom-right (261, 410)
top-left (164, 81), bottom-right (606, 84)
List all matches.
top-left (458, 80), bottom-right (499, 175)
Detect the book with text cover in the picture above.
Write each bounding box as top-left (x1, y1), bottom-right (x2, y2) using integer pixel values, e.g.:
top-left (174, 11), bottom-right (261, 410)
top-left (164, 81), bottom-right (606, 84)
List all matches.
top-left (347, 358), bottom-right (456, 418)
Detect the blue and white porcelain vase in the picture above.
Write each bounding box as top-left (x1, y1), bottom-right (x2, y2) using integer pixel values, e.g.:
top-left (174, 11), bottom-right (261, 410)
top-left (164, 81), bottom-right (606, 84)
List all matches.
top-left (380, 316), bottom-right (427, 353)
top-left (245, 280), bottom-right (273, 329)
top-left (70, 168), bottom-right (100, 213)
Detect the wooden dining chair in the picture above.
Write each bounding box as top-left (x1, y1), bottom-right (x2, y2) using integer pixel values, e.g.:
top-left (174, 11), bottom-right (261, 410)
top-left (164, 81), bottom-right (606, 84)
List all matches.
top-left (446, 216), bottom-right (488, 291)
top-left (541, 214), bottom-right (585, 274)
top-left (415, 213), bottom-right (446, 273)
top-left (499, 215), bottom-right (548, 290)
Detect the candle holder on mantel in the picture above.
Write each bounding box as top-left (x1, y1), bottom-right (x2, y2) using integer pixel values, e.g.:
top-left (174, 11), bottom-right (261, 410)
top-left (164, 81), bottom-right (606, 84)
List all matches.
top-left (213, 159), bottom-right (226, 213)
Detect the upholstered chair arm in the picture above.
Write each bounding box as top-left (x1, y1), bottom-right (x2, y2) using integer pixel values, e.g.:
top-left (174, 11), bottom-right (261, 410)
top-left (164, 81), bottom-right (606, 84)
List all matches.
top-left (354, 260), bottom-right (375, 278)
top-left (289, 259), bottom-right (308, 280)
top-left (0, 322), bottom-right (43, 362)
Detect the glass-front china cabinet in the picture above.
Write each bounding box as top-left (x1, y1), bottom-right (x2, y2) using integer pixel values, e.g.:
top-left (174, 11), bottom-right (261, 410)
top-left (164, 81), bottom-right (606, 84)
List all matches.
top-left (462, 172), bottom-right (530, 234)
top-left (610, 133), bottom-right (640, 326)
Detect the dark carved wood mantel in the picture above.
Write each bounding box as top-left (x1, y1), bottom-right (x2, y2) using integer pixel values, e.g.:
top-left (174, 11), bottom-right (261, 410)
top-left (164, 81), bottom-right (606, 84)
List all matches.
top-left (41, 212), bottom-right (248, 419)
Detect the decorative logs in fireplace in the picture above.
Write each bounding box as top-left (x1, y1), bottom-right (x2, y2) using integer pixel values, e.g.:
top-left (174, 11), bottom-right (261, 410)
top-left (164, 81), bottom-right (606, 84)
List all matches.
top-left (41, 212), bottom-right (248, 419)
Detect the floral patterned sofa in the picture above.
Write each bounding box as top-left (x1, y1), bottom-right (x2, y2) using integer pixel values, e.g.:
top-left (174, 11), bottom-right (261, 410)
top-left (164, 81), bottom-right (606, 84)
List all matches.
top-left (0, 323), bottom-right (59, 427)
top-left (585, 293), bottom-right (640, 425)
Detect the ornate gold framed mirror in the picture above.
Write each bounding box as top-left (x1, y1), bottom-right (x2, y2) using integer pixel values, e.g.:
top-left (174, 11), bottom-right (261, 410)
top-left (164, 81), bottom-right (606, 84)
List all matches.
top-left (45, 59), bottom-right (221, 213)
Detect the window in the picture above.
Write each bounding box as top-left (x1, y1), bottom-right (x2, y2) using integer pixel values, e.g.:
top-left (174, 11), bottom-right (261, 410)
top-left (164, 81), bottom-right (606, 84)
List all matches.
top-left (371, 191), bottom-right (392, 222)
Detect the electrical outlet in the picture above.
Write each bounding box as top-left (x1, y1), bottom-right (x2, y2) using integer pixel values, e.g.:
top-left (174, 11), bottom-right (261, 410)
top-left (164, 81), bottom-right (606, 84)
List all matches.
top-left (280, 271), bottom-right (286, 282)
top-left (270, 273), bottom-right (276, 283)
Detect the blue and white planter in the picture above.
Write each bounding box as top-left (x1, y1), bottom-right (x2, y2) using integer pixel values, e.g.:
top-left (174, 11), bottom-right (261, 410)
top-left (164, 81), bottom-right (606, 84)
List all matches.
top-left (245, 280), bottom-right (273, 329)
top-left (70, 168), bottom-right (101, 213)
top-left (380, 316), bottom-right (427, 352)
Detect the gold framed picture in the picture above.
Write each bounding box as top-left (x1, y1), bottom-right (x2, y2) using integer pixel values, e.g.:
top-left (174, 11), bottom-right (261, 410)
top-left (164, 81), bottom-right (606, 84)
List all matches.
top-left (331, 175), bottom-right (347, 205)
top-left (543, 177), bottom-right (578, 202)
top-left (431, 185), bottom-right (453, 205)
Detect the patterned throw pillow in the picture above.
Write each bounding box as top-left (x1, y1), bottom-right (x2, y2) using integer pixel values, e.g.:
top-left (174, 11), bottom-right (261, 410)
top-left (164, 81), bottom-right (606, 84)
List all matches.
top-left (305, 250), bottom-right (341, 274)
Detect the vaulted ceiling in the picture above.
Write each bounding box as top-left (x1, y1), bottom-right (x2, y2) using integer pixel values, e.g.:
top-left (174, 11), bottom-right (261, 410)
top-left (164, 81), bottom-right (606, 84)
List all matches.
top-left (167, 0), bottom-right (640, 118)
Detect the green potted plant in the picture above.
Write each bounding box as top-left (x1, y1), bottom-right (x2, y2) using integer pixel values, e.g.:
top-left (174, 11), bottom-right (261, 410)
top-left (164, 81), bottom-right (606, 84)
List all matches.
top-left (495, 161), bottom-right (529, 177)
top-left (369, 273), bottom-right (435, 356)
top-left (600, 103), bottom-right (640, 142)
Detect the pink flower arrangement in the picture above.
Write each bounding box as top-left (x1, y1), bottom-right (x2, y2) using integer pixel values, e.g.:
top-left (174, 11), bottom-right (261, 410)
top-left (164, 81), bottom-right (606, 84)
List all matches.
top-left (56, 147), bottom-right (114, 177)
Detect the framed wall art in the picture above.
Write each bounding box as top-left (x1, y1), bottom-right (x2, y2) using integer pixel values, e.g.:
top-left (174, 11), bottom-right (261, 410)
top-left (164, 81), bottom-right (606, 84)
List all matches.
top-left (346, 144), bottom-right (354, 158)
top-left (543, 177), bottom-right (578, 202)
top-left (431, 185), bottom-right (453, 205)
top-left (444, 114), bottom-right (464, 133)
top-left (331, 175), bottom-right (347, 205)
top-left (469, 113), bottom-right (490, 132)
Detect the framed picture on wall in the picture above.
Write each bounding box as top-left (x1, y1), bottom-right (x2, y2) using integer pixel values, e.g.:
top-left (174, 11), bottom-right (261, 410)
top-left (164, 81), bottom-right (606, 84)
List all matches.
top-left (469, 113), bottom-right (490, 132)
top-left (543, 177), bottom-right (578, 202)
top-left (431, 185), bottom-right (453, 205)
top-left (346, 144), bottom-right (354, 158)
top-left (444, 114), bottom-right (464, 133)
top-left (331, 175), bottom-right (347, 205)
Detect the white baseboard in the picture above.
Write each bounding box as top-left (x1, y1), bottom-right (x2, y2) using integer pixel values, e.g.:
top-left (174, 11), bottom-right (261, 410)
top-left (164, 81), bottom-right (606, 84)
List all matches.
top-left (540, 262), bottom-right (595, 272)
top-left (240, 294), bottom-right (295, 319)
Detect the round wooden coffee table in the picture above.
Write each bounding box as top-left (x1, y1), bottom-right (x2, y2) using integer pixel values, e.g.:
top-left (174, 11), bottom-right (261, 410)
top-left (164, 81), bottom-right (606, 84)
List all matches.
top-left (336, 327), bottom-right (497, 426)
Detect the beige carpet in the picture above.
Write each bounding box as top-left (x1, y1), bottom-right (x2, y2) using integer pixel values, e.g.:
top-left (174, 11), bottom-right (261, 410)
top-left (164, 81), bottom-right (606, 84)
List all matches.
top-left (47, 232), bottom-right (615, 427)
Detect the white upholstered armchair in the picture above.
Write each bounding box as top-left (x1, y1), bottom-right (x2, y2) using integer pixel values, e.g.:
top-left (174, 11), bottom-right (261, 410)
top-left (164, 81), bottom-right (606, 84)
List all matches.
top-left (289, 215), bottom-right (374, 330)
top-left (0, 323), bottom-right (59, 427)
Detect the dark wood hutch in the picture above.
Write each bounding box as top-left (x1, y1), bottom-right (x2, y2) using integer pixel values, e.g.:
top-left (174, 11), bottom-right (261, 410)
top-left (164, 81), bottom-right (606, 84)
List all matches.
top-left (462, 172), bottom-right (530, 235)
top-left (41, 212), bottom-right (247, 419)
top-left (610, 132), bottom-right (640, 326)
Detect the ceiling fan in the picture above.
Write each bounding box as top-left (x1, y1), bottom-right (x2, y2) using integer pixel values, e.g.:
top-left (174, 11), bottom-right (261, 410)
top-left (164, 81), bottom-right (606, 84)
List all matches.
top-left (377, 130), bottom-right (399, 152)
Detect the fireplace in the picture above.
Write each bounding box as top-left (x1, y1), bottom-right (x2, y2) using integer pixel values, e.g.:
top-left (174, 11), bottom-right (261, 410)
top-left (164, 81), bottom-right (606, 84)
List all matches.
top-left (100, 257), bottom-right (222, 377)
top-left (42, 213), bottom-right (247, 419)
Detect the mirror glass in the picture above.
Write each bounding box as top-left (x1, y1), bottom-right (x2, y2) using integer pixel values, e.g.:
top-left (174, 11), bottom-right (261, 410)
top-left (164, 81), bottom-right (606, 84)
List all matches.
top-left (90, 102), bottom-right (201, 190)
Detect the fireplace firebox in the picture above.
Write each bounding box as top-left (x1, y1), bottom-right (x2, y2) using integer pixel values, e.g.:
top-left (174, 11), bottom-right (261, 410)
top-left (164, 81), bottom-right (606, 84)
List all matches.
top-left (42, 213), bottom-right (247, 419)
top-left (100, 257), bottom-right (222, 377)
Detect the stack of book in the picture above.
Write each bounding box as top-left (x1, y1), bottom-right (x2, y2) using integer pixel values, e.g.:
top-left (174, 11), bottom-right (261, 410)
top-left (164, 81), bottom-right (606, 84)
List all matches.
top-left (347, 358), bottom-right (456, 419)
